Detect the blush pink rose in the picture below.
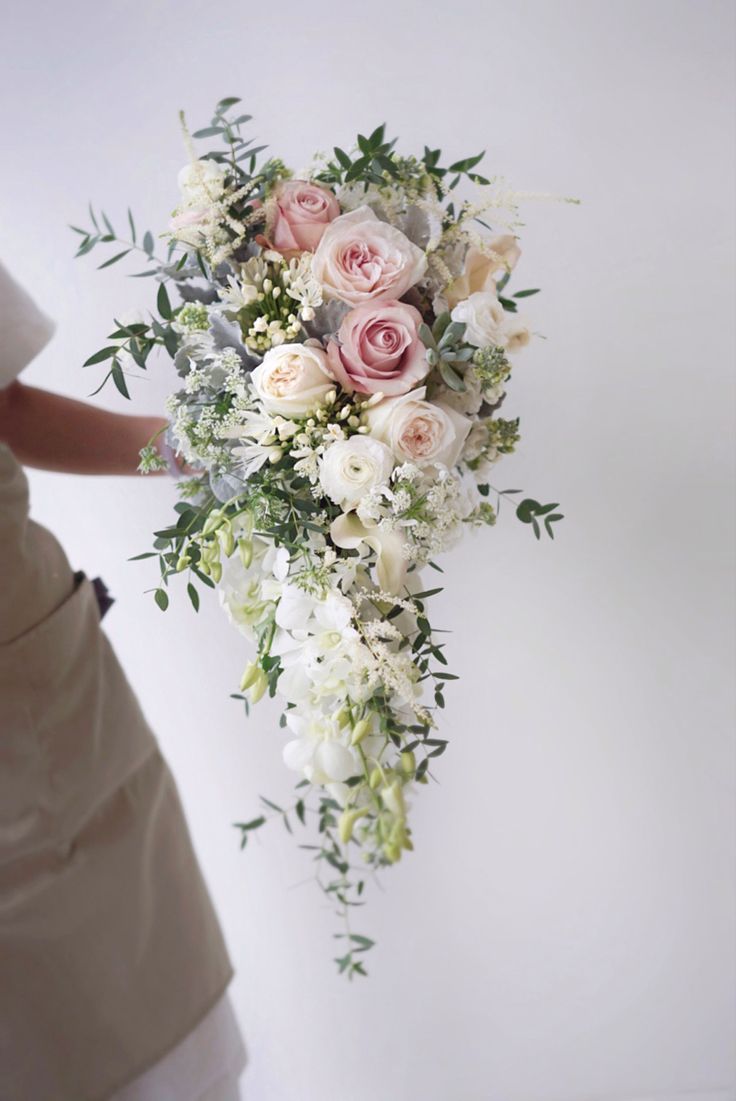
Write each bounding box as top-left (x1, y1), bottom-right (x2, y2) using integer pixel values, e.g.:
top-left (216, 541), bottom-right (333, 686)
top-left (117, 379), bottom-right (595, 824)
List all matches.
top-left (326, 300), bottom-right (429, 397)
top-left (267, 180), bottom-right (340, 254)
top-left (312, 206), bottom-right (427, 305)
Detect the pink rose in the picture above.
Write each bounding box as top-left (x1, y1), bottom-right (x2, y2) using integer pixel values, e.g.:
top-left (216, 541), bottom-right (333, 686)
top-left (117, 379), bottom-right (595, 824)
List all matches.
top-left (267, 180), bottom-right (340, 254)
top-left (312, 206), bottom-right (427, 305)
top-left (326, 300), bottom-right (429, 397)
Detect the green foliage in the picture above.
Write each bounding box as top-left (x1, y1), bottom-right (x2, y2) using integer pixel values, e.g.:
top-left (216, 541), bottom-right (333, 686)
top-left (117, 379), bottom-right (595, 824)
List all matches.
top-left (515, 498), bottom-right (564, 539)
top-left (419, 312), bottom-right (474, 392)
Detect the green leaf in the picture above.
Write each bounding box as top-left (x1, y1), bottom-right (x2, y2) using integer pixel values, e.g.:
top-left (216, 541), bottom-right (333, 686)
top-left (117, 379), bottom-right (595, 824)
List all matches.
top-left (127, 208), bottom-right (136, 242)
top-left (333, 146), bottom-right (352, 170)
top-left (193, 125), bottom-right (224, 138)
top-left (97, 248), bottom-right (131, 269)
top-left (157, 282), bottom-right (172, 319)
top-left (154, 588), bottom-right (169, 611)
top-left (513, 288), bottom-right (540, 298)
top-left (438, 360), bottom-right (466, 392)
top-left (515, 498), bottom-right (540, 523)
top-left (142, 230), bottom-right (155, 257)
top-left (447, 151), bottom-right (485, 173)
top-left (187, 582), bottom-right (200, 612)
top-left (83, 346), bottom-right (118, 367)
top-left (111, 361), bottom-right (130, 399)
top-left (215, 96), bottom-right (241, 112)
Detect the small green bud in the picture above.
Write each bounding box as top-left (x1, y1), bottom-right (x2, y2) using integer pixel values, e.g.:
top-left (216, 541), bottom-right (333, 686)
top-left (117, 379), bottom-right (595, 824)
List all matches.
top-left (248, 669), bottom-right (268, 704)
top-left (338, 806), bottom-right (369, 844)
top-left (175, 555), bottom-right (191, 572)
top-left (369, 767), bottom-right (383, 790)
top-left (239, 662), bottom-right (259, 692)
top-left (238, 538), bottom-right (253, 569)
top-left (350, 718), bottom-right (372, 745)
top-left (218, 528), bottom-right (235, 557)
top-left (400, 750), bottom-right (416, 774)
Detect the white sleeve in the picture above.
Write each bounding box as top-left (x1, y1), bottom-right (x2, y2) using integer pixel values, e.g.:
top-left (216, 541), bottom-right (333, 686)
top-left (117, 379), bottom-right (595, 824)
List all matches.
top-left (0, 259), bottom-right (56, 389)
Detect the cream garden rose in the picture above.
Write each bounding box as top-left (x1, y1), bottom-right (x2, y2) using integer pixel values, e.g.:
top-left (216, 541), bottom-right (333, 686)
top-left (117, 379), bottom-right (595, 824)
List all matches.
top-left (442, 237), bottom-right (521, 309)
top-left (250, 342), bottom-right (333, 416)
top-left (319, 435), bottom-right (394, 511)
top-left (311, 206), bottom-right (427, 305)
top-left (365, 387), bottom-right (471, 468)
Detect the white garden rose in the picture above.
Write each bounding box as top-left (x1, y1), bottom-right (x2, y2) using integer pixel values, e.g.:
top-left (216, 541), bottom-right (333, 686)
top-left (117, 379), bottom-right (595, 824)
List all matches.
top-left (319, 435), bottom-right (394, 511)
top-left (365, 387), bottom-right (471, 469)
top-left (450, 290), bottom-right (507, 347)
top-left (451, 290), bottom-right (531, 352)
top-left (250, 342), bottom-right (333, 415)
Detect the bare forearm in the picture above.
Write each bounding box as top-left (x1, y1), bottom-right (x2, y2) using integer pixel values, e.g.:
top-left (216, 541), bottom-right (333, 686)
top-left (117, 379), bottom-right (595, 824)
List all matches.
top-left (0, 382), bottom-right (167, 475)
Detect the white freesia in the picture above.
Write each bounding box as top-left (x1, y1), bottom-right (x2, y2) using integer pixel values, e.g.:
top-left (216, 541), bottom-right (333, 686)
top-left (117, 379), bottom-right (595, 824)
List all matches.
top-left (250, 342), bottom-right (333, 415)
top-left (365, 387), bottom-right (471, 469)
top-left (319, 435), bottom-right (394, 510)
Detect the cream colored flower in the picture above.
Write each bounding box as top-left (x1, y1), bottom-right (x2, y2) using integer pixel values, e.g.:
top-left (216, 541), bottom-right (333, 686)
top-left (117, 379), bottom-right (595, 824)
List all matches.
top-left (330, 512), bottom-right (408, 594)
top-left (250, 342), bottom-right (333, 416)
top-left (365, 387), bottom-right (471, 469)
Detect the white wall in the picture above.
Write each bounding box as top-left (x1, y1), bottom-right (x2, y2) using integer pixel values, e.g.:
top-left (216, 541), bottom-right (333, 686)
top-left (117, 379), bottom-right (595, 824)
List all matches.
top-left (2, 1), bottom-right (734, 1098)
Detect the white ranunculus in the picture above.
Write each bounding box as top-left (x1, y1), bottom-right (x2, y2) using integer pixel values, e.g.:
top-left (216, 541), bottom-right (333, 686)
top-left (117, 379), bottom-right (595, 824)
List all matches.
top-left (365, 387), bottom-right (471, 469)
top-left (250, 342), bottom-right (333, 416)
top-left (319, 435), bottom-right (394, 510)
top-left (450, 290), bottom-right (507, 348)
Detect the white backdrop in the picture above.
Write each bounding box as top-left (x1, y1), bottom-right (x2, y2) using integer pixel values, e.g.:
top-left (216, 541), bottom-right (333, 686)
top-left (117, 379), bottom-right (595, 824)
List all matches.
top-left (2, 1), bottom-right (734, 1099)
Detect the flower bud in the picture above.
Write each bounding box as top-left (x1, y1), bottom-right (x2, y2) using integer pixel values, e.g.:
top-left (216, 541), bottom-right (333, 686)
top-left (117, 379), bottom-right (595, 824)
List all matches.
top-left (175, 555), bottom-right (191, 572)
top-left (400, 750), bottom-right (416, 775)
top-left (338, 806), bottom-right (369, 844)
top-left (202, 511), bottom-right (222, 536)
top-left (218, 528), bottom-right (235, 557)
top-left (239, 662), bottom-right (259, 692)
top-left (238, 538), bottom-right (253, 569)
top-left (248, 668), bottom-right (268, 704)
top-left (335, 706), bottom-right (351, 730)
top-left (350, 718), bottom-right (372, 746)
top-left (209, 560), bottom-right (222, 584)
top-left (381, 780), bottom-right (406, 818)
top-left (369, 767), bottom-right (383, 790)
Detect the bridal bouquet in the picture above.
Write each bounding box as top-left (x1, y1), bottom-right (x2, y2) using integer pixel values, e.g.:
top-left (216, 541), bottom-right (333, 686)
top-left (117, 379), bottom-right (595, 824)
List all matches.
top-left (74, 97), bottom-right (566, 977)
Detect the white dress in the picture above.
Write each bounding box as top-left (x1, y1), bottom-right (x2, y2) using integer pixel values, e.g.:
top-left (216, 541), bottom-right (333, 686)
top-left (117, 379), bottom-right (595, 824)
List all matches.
top-left (0, 260), bottom-right (246, 1101)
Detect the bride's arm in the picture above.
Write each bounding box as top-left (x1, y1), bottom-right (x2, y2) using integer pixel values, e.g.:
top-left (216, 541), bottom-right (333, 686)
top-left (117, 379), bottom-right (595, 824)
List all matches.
top-left (0, 381), bottom-right (169, 475)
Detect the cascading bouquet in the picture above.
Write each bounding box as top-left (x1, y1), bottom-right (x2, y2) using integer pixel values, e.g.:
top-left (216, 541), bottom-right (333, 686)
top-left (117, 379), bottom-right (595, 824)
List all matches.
top-left (74, 96), bottom-right (567, 977)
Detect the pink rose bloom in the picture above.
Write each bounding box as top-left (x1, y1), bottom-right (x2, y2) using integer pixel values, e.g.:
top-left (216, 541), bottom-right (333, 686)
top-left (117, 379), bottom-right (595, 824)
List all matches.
top-left (312, 206), bottom-right (427, 305)
top-left (268, 180), bottom-right (340, 254)
top-left (327, 300), bottom-right (429, 396)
